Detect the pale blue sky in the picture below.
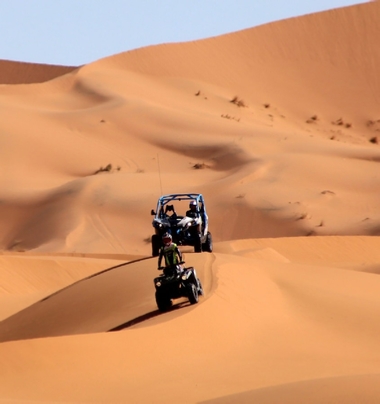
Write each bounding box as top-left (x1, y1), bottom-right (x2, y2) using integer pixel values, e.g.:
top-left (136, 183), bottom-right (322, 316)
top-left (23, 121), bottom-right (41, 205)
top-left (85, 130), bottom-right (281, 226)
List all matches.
top-left (0, 0), bottom-right (368, 66)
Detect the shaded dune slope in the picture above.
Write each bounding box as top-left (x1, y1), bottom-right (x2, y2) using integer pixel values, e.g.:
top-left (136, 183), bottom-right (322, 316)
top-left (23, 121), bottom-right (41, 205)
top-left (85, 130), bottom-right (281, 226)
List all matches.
top-left (1, 236), bottom-right (380, 344)
top-left (0, 59), bottom-right (78, 84)
top-left (1, 237), bottom-right (380, 403)
top-left (0, 252), bottom-right (214, 342)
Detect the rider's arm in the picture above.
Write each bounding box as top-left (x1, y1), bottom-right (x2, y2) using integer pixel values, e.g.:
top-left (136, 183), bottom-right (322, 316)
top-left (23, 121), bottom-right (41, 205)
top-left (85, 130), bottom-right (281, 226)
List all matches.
top-left (176, 246), bottom-right (183, 262)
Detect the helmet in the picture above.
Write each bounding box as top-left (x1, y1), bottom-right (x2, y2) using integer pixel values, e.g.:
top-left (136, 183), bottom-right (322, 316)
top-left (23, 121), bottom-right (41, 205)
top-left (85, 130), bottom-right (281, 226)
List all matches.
top-left (162, 232), bottom-right (172, 245)
top-left (189, 200), bottom-right (197, 208)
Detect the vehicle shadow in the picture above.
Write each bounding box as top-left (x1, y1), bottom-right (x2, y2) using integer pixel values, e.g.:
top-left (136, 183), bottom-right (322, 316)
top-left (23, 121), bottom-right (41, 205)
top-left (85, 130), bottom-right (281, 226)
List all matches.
top-left (108, 301), bottom-right (190, 332)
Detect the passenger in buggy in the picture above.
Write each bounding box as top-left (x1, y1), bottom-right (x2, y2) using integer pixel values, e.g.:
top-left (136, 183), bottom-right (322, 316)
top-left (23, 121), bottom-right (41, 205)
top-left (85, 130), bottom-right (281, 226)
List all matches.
top-left (186, 200), bottom-right (199, 219)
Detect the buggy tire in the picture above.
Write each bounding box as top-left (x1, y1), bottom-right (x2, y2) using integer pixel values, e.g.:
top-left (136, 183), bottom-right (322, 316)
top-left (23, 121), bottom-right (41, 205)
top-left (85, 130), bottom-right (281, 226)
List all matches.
top-left (152, 234), bottom-right (160, 257)
top-left (202, 232), bottom-right (213, 253)
top-left (155, 291), bottom-right (172, 312)
top-left (186, 283), bottom-right (199, 304)
top-left (194, 234), bottom-right (202, 253)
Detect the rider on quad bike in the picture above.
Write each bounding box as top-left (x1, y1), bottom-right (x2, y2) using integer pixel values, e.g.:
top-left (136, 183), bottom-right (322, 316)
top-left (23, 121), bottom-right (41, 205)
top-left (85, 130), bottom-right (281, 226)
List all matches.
top-left (157, 232), bottom-right (203, 295)
top-left (158, 232), bottom-right (183, 272)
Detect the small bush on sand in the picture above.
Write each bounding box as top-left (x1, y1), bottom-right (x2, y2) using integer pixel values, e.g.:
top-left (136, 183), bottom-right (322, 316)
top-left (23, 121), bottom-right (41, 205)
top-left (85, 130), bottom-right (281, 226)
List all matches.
top-left (193, 163), bottom-right (210, 169)
top-left (95, 164), bottom-right (113, 174)
top-left (306, 115), bottom-right (318, 123)
top-left (230, 96), bottom-right (246, 107)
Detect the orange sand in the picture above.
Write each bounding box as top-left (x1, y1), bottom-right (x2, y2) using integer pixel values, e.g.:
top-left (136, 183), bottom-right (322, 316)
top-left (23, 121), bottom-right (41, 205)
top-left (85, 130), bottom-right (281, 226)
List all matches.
top-left (0, 2), bottom-right (380, 403)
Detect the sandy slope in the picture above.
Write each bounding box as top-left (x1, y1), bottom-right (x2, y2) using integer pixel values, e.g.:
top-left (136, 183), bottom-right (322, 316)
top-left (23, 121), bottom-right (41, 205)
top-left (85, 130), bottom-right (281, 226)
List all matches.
top-left (1, 2), bottom-right (380, 403)
top-left (0, 59), bottom-right (77, 84)
top-left (1, 237), bottom-right (380, 403)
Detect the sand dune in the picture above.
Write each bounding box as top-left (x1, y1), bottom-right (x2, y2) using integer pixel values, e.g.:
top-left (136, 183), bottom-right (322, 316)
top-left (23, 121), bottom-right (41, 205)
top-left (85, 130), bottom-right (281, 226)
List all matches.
top-left (1, 2), bottom-right (380, 403)
top-left (0, 59), bottom-right (77, 84)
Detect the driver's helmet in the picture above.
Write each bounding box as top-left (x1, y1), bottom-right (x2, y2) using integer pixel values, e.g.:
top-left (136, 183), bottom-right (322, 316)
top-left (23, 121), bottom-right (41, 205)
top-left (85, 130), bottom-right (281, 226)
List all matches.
top-left (189, 200), bottom-right (197, 209)
top-left (162, 232), bottom-right (172, 246)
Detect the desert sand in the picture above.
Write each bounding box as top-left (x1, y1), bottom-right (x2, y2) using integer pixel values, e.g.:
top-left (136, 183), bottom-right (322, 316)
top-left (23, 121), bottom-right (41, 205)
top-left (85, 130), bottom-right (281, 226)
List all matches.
top-left (0, 1), bottom-right (380, 403)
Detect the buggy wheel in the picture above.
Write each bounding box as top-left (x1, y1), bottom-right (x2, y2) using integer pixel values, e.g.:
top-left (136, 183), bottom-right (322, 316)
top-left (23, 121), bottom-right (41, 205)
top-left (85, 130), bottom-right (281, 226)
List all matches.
top-left (202, 232), bottom-right (213, 253)
top-left (194, 234), bottom-right (202, 253)
top-left (155, 291), bottom-right (172, 312)
top-left (152, 234), bottom-right (160, 257)
top-left (186, 283), bottom-right (199, 304)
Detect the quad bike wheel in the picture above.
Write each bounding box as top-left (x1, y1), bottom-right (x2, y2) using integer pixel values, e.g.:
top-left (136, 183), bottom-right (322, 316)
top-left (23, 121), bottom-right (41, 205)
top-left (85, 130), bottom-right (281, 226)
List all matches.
top-left (155, 291), bottom-right (172, 312)
top-left (186, 283), bottom-right (199, 304)
top-left (197, 279), bottom-right (204, 296)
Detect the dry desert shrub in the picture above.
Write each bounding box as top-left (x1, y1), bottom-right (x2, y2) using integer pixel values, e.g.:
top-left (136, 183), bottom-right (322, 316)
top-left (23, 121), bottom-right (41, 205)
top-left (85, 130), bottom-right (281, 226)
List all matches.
top-left (221, 114), bottom-right (240, 122)
top-left (297, 213), bottom-right (308, 220)
top-left (230, 96), bottom-right (246, 107)
top-left (193, 163), bottom-right (210, 169)
top-left (367, 119), bottom-right (380, 127)
top-left (332, 117), bottom-right (352, 128)
top-left (321, 190), bottom-right (335, 195)
top-left (370, 136), bottom-right (378, 144)
top-left (333, 118), bottom-right (344, 126)
top-left (306, 115), bottom-right (318, 123)
top-left (94, 164), bottom-right (121, 174)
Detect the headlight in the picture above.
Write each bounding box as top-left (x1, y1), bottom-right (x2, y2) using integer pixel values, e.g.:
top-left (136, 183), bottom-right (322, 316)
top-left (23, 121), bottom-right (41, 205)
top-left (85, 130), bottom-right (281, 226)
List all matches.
top-left (156, 281), bottom-right (161, 287)
top-left (181, 274), bottom-right (187, 280)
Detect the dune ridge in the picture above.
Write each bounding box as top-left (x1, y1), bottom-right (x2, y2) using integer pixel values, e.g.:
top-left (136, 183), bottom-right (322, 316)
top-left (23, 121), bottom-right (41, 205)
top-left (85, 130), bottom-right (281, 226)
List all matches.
top-left (1, 2), bottom-right (380, 403)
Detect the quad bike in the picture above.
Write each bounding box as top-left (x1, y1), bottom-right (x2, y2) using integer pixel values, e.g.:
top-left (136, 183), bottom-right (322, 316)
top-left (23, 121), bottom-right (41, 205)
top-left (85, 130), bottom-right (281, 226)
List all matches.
top-left (153, 263), bottom-right (204, 312)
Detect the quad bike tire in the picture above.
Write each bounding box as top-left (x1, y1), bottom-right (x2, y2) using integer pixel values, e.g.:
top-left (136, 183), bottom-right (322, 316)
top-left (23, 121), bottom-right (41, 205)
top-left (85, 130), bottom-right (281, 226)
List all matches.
top-left (197, 279), bottom-right (204, 296)
top-left (152, 234), bottom-right (161, 257)
top-left (155, 291), bottom-right (172, 312)
top-left (186, 283), bottom-right (199, 304)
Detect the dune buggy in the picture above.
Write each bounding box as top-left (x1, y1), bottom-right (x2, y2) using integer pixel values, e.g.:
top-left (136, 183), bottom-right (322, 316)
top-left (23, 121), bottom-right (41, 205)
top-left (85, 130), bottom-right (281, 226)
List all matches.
top-left (150, 193), bottom-right (212, 256)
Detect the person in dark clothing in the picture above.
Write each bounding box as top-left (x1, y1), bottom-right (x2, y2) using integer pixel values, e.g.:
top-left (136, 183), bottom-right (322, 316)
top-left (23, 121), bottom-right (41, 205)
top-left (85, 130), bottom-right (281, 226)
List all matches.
top-left (186, 200), bottom-right (199, 218)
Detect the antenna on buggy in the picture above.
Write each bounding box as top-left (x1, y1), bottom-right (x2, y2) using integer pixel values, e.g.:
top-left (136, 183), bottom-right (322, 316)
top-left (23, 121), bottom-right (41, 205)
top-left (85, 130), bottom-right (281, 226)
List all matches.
top-left (157, 153), bottom-right (163, 195)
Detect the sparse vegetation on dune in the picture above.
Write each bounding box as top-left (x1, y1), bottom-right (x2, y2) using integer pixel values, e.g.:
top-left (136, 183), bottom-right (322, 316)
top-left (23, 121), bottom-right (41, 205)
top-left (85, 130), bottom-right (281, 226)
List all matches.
top-left (192, 162), bottom-right (210, 170)
top-left (221, 113), bottom-right (240, 122)
top-left (306, 115), bottom-right (318, 123)
top-left (230, 96), bottom-right (246, 107)
top-left (332, 117), bottom-right (352, 128)
top-left (94, 164), bottom-right (121, 174)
